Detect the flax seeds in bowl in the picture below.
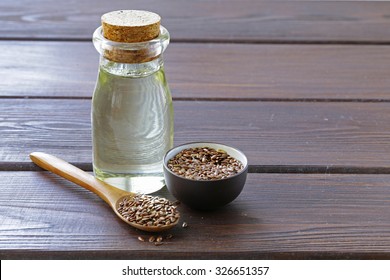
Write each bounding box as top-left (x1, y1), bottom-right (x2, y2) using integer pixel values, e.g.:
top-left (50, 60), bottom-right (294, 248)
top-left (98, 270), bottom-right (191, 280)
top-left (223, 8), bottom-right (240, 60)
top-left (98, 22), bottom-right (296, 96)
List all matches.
top-left (163, 142), bottom-right (248, 210)
top-left (167, 147), bottom-right (244, 180)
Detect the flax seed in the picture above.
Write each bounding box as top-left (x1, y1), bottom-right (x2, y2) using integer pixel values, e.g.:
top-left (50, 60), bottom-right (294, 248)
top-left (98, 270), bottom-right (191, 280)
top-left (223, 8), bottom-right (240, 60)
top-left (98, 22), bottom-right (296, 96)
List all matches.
top-left (166, 234), bottom-right (173, 239)
top-left (138, 236), bottom-right (145, 242)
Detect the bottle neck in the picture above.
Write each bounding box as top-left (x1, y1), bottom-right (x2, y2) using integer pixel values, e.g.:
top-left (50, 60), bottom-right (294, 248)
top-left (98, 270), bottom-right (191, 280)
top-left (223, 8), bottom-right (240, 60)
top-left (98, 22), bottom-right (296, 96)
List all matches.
top-left (93, 25), bottom-right (170, 78)
top-left (99, 56), bottom-right (164, 78)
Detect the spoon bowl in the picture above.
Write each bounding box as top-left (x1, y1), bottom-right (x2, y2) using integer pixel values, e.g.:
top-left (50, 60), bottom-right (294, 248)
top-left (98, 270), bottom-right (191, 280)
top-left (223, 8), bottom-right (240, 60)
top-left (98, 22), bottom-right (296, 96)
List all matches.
top-left (30, 152), bottom-right (179, 232)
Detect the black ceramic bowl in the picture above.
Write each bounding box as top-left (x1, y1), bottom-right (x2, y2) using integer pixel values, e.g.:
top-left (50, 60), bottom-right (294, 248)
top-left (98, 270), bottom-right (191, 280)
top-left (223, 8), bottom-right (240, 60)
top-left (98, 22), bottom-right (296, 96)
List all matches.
top-left (163, 142), bottom-right (248, 210)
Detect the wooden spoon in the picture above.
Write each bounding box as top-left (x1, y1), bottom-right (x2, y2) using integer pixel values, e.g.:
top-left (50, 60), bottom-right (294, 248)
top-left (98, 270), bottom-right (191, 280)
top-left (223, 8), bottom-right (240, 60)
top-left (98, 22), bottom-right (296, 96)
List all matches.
top-left (30, 152), bottom-right (179, 232)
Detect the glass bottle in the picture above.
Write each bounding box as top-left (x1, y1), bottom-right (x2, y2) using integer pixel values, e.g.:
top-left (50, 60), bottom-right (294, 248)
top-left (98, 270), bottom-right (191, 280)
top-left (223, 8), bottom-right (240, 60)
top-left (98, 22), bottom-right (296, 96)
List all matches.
top-left (91, 16), bottom-right (173, 194)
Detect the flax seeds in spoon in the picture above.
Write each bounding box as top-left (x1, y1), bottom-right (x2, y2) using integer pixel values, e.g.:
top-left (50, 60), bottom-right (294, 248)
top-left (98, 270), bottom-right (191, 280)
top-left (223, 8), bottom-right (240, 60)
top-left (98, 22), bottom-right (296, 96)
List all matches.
top-left (117, 194), bottom-right (180, 227)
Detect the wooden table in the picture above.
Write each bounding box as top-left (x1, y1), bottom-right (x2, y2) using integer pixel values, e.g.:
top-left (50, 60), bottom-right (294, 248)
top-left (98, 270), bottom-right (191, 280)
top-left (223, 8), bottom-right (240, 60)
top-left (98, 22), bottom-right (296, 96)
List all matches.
top-left (2, 0), bottom-right (390, 259)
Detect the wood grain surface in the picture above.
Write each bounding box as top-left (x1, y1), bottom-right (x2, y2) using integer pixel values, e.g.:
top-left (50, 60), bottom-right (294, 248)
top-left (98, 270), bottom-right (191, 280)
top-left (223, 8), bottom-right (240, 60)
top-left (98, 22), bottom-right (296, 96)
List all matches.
top-left (1, 0), bottom-right (390, 260)
top-left (1, 99), bottom-right (390, 169)
top-left (1, 0), bottom-right (390, 43)
top-left (1, 42), bottom-right (390, 100)
top-left (2, 172), bottom-right (390, 259)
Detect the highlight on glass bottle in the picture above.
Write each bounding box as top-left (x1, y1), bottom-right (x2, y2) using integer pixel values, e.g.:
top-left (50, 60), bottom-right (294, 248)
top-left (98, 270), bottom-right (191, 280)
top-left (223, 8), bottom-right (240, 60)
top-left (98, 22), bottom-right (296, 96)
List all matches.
top-left (91, 24), bottom-right (174, 194)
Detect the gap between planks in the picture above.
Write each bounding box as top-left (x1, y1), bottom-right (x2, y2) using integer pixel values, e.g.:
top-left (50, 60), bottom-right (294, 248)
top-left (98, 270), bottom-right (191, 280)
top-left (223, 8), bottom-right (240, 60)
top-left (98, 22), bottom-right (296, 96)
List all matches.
top-left (2, 96), bottom-right (390, 103)
top-left (3, 162), bottom-right (390, 175)
top-left (1, 37), bottom-right (390, 46)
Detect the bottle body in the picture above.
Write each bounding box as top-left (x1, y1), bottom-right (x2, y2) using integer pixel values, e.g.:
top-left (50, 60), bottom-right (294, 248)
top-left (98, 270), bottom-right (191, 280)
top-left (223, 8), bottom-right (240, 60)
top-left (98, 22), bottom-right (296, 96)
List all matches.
top-left (92, 26), bottom-right (173, 193)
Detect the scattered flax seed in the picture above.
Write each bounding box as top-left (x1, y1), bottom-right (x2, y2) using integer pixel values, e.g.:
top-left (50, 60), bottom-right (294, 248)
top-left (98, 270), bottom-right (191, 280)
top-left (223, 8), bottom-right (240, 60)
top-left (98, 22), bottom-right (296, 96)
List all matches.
top-left (156, 236), bottom-right (163, 242)
top-left (182, 222), bottom-right (188, 228)
top-left (166, 234), bottom-right (173, 239)
top-left (138, 233), bottom-right (176, 245)
top-left (167, 147), bottom-right (244, 180)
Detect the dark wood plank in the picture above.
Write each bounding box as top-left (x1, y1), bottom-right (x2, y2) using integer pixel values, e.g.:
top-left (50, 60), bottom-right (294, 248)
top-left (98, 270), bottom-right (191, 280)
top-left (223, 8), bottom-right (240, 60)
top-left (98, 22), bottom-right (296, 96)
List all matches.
top-left (2, 41), bottom-right (390, 100)
top-left (1, 1), bottom-right (390, 43)
top-left (2, 99), bottom-right (390, 169)
top-left (1, 171), bottom-right (390, 259)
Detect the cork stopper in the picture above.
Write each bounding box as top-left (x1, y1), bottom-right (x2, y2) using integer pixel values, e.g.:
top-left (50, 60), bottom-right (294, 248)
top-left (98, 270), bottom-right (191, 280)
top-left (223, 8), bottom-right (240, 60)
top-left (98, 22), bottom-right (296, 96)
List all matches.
top-left (102, 10), bottom-right (161, 43)
top-left (99, 10), bottom-right (162, 63)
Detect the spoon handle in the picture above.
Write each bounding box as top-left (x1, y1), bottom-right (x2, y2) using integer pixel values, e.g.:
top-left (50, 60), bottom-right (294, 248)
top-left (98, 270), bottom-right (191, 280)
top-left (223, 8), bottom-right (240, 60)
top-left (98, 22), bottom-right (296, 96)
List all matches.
top-left (29, 152), bottom-right (128, 206)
